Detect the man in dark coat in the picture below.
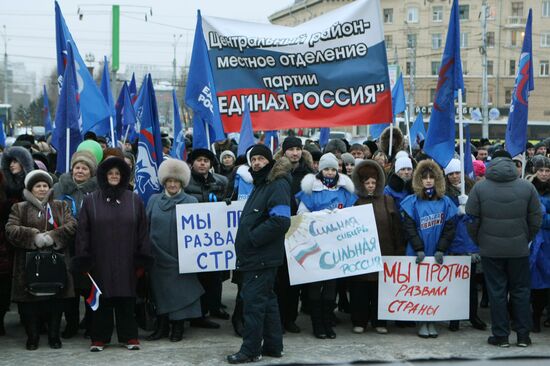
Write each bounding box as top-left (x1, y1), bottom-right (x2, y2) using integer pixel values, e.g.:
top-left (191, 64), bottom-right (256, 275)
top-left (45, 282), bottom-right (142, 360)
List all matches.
top-left (273, 137), bottom-right (313, 333)
top-left (227, 144), bottom-right (291, 364)
top-left (466, 151), bottom-right (542, 348)
top-left (184, 149), bottom-right (229, 328)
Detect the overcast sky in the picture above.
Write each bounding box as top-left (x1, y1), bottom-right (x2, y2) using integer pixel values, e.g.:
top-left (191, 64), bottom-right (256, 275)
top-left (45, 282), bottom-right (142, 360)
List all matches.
top-left (1, 0), bottom-right (293, 91)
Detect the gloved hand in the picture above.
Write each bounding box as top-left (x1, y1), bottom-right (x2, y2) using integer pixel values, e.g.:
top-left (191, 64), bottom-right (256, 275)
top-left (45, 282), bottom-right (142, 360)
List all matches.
top-left (458, 205), bottom-right (466, 216)
top-left (458, 194), bottom-right (469, 206)
top-left (415, 251), bottom-right (425, 264)
top-left (471, 253), bottom-right (481, 264)
top-left (224, 198), bottom-right (232, 206)
top-left (34, 233), bottom-right (54, 248)
top-left (434, 251), bottom-right (444, 264)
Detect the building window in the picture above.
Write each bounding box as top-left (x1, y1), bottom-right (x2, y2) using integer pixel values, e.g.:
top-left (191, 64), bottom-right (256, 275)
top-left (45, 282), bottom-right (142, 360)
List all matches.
top-left (407, 33), bottom-right (417, 48)
top-left (406, 61), bottom-right (412, 76)
top-left (511, 30), bottom-right (523, 47)
top-left (487, 32), bottom-right (495, 47)
top-left (383, 8), bottom-right (393, 24)
top-left (385, 35), bottom-right (393, 49)
top-left (541, 60), bottom-right (550, 76)
top-left (431, 61), bottom-right (440, 75)
top-left (509, 60), bottom-right (516, 76)
top-left (505, 88), bottom-right (513, 104)
top-left (542, 32), bottom-right (550, 47)
top-left (407, 7), bottom-right (419, 23)
top-left (430, 88), bottom-right (436, 103)
top-left (460, 32), bottom-right (469, 48)
top-left (432, 6), bottom-right (443, 22)
top-left (544, 1), bottom-right (550, 18)
top-left (432, 33), bottom-right (442, 49)
top-left (487, 60), bottom-right (494, 76)
top-left (462, 60), bottom-right (468, 75)
top-left (511, 2), bottom-right (523, 17)
top-left (459, 4), bottom-right (469, 20)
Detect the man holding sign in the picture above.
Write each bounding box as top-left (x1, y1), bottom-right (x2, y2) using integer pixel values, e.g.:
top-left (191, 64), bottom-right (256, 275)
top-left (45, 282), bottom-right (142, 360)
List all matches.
top-left (227, 145), bottom-right (292, 364)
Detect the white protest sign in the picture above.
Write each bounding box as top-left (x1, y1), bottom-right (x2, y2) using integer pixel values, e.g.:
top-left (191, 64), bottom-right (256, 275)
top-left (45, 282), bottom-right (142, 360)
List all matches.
top-left (176, 200), bottom-right (245, 273)
top-left (284, 205), bottom-right (382, 285)
top-left (378, 256), bottom-right (471, 321)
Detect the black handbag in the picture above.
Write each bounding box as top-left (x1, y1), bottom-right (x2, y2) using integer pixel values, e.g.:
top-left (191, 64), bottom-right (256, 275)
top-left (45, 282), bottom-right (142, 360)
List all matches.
top-left (25, 249), bottom-right (67, 297)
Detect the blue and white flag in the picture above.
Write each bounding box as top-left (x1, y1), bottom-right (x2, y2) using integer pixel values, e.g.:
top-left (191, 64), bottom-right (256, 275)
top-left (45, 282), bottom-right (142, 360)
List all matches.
top-left (55, 1), bottom-right (110, 134)
top-left (424, 0), bottom-right (464, 168)
top-left (237, 102), bottom-right (255, 157)
top-left (52, 42), bottom-right (83, 174)
top-left (409, 112), bottom-right (427, 148)
top-left (129, 73), bottom-right (138, 104)
top-left (170, 90), bottom-right (187, 160)
top-left (185, 10), bottom-right (226, 145)
top-left (91, 56), bottom-right (116, 141)
top-left (263, 130), bottom-right (279, 152)
top-left (134, 75), bottom-right (164, 204)
top-left (505, 9), bottom-right (533, 157)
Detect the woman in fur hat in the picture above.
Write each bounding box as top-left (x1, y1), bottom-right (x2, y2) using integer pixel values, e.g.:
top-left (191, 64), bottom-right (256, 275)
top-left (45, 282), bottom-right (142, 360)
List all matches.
top-left (400, 159), bottom-right (457, 339)
top-left (295, 153), bottom-right (357, 339)
top-left (5, 170), bottom-right (76, 350)
top-left (350, 160), bottom-right (403, 335)
top-left (53, 150), bottom-right (99, 338)
top-left (527, 156), bottom-right (550, 331)
top-left (145, 159), bottom-right (204, 342)
top-left (0, 146), bottom-right (35, 335)
top-left (72, 157), bottom-right (152, 352)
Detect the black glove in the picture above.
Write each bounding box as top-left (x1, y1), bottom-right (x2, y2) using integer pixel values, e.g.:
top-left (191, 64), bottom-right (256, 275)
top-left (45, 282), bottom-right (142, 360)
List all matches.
top-left (416, 251), bottom-right (425, 264)
top-left (224, 198), bottom-right (232, 205)
top-left (434, 251), bottom-right (444, 264)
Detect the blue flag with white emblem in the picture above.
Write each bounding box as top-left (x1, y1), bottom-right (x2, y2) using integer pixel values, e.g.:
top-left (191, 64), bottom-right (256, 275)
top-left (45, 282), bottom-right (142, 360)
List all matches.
top-left (52, 42), bottom-right (83, 174)
top-left (185, 10), bottom-right (225, 144)
top-left (55, 1), bottom-right (110, 134)
top-left (505, 9), bottom-right (533, 158)
top-left (424, 0), bottom-right (464, 168)
top-left (170, 90), bottom-right (187, 160)
top-left (134, 75), bottom-right (164, 204)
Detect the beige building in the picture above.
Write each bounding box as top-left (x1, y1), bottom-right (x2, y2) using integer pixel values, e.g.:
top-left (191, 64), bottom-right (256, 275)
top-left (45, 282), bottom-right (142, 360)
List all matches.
top-left (269, 0), bottom-right (550, 139)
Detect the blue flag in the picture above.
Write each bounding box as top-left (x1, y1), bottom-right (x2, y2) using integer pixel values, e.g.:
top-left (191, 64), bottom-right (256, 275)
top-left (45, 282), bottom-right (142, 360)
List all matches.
top-left (0, 118), bottom-right (6, 147)
top-left (135, 75), bottom-right (164, 204)
top-left (505, 9), bottom-right (533, 158)
top-left (409, 112), bottom-right (427, 148)
top-left (464, 122), bottom-right (473, 177)
top-left (392, 74), bottom-right (406, 117)
top-left (170, 90), bottom-right (187, 160)
top-left (55, 1), bottom-right (110, 134)
top-left (237, 102), bottom-right (255, 156)
top-left (129, 73), bottom-right (138, 104)
top-left (185, 10), bottom-right (225, 144)
top-left (263, 130), bottom-right (279, 152)
top-left (423, 0), bottom-right (464, 168)
top-left (43, 85), bottom-right (53, 135)
top-left (91, 56), bottom-right (116, 141)
top-left (52, 42), bottom-right (83, 174)
top-left (319, 128), bottom-right (330, 149)
top-left (121, 82), bottom-right (137, 142)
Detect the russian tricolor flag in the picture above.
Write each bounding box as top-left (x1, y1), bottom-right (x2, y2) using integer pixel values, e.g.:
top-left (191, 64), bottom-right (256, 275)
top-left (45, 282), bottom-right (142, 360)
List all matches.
top-left (86, 273), bottom-right (102, 311)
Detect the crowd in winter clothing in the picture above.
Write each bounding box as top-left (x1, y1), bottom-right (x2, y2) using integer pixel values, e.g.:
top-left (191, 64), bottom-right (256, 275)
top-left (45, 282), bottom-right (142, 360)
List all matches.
top-left (0, 129), bottom-right (549, 361)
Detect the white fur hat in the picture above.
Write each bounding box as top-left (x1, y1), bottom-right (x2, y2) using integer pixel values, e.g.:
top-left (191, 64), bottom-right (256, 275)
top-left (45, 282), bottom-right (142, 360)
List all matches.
top-left (158, 158), bottom-right (191, 188)
top-left (444, 158), bottom-right (461, 175)
top-left (394, 157), bottom-right (412, 172)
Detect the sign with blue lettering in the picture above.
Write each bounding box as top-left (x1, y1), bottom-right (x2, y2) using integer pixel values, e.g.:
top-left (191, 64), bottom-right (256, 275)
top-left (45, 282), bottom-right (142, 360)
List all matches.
top-left (284, 205), bottom-right (382, 285)
top-left (378, 256), bottom-right (470, 321)
top-left (176, 200), bottom-right (246, 273)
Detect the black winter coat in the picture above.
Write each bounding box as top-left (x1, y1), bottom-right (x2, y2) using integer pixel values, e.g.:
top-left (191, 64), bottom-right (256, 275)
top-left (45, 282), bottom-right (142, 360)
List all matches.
top-left (235, 158), bottom-right (292, 271)
top-left (185, 171), bottom-right (228, 203)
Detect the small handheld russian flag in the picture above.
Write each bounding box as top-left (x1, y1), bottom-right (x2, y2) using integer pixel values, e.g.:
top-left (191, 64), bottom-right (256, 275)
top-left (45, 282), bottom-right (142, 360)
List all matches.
top-left (46, 203), bottom-right (58, 229)
top-left (86, 273), bottom-right (102, 311)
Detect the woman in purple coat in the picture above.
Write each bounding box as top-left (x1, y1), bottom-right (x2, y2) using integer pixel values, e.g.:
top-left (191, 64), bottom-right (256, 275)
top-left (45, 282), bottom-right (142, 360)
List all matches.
top-left (72, 157), bottom-right (152, 352)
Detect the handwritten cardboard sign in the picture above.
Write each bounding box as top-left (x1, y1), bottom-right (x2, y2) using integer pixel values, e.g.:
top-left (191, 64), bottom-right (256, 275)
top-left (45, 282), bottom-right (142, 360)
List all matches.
top-left (378, 256), bottom-right (471, 321)
top-left (284, 205), bottom-right (382, 285)
top-left (176, 201), bottom-right (245, 273)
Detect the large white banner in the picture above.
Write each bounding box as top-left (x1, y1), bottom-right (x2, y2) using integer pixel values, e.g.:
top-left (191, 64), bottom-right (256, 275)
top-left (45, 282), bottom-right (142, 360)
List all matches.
top-left (284, 205), bottom-right (382, 285)
top-left (378, 256), bottom-right (471, 321)
top-left (176, 201), bottom-right (245, 273)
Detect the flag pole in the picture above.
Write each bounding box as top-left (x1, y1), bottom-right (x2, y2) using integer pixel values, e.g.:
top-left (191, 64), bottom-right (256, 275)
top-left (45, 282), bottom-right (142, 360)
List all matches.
top-left (388, 122), bottom-right (394, 159)
top-left (109, 116), bottom-right (116, 148)
top-left (123, 125), bottom-right (130, 146)
top-left (521, 152), bottom-right (526, 179)
top-left (404, 109), bottom-right (412, 155)
top-left (458, 88), bottom-right (466, 196)
top-left (270, 136), bottom-right (274, 154)
top-left (205, 120), bottom-right (212, 152)
top-left (65, 128), bottom-right (70, 172)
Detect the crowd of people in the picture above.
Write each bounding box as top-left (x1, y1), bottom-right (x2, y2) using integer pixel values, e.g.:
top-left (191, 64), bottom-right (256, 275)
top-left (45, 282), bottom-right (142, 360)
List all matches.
top-left (0, 126), bottom-right (548, 363)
